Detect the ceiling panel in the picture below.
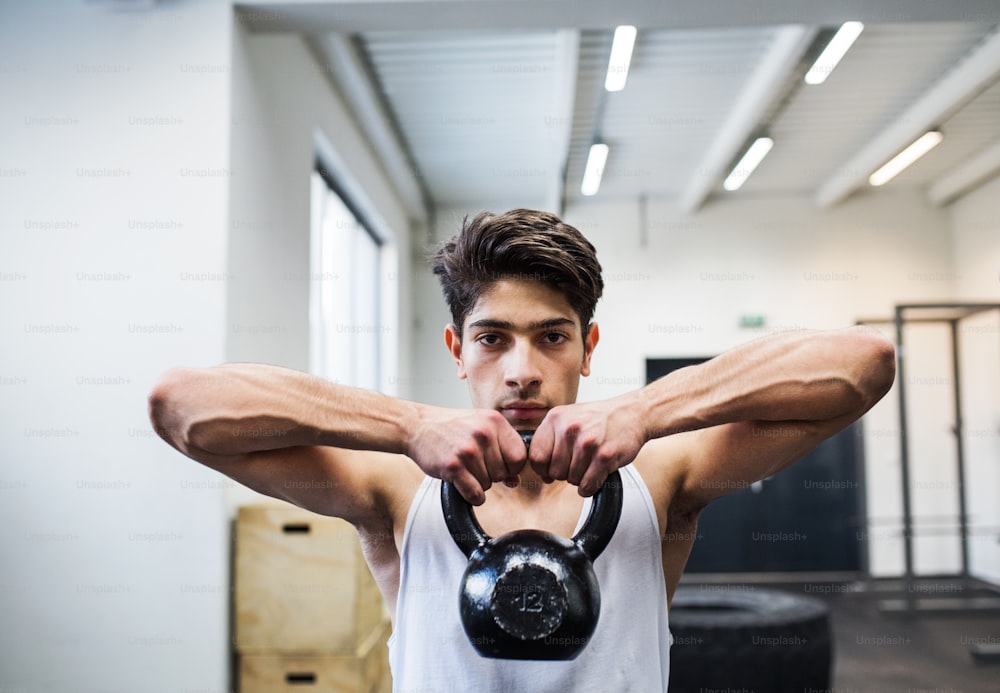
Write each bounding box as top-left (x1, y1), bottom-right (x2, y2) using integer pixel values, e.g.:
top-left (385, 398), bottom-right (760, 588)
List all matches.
top-left (363, 31), bottom-right (565, 207)
top-left (891, 70), bottom-right (1000, 186)
top-left (575, 27), bottom-right (783, 200)
top-left (354, 17), bottom-right (1000, 213)
top-left (562, 30), bottom-right (612, 202)
top-left (757, 22), bottom-right (997, 195)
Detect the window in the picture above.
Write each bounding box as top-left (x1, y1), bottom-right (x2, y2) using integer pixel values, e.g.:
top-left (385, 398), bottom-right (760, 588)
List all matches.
top-left (309, 169), bottom-right (383, 391)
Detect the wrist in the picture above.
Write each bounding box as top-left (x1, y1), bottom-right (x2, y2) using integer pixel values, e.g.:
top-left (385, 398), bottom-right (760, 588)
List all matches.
top-left (400, 399), bottom-right (432, 459)
top-left (632, 368), bottom-right (706, 441)
top-left (616, 388), bottom-right (655, 444)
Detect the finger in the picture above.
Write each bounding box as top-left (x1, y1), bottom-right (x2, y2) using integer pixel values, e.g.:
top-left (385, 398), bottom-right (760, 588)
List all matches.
top-left (577, 451), bottom-right (627, 497)
top-left (483, 434), bottom-right (511, 484)
top-left (457, 443), bottom-right (492, 496)
top-left (470, 460), bottom-right (492, 494)
top-left (448, 467), bottom-right (487, 506)
top-left (548, 426), bottom-right (577, 481)
top-left (490, 434), bottom-right (528, 486)
top-left (566, 435), bottom-right (598, 487)
top-left (576, 468), bottom-right (607, 497)
top-left (497, 425), bottom-right (528, 479)
top-left (526, 421), bottom-right (554, 479)
top-left (577, 450), bottom-right (614, 497)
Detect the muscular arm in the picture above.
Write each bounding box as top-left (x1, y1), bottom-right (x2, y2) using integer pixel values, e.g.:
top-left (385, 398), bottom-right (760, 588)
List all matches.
top-left (147, 363), bottom-right (528, 520)
top-left (149, 363), bottom-right (421, 458)
top-left (531, 326), bottom-right (895, 506)
top-left (641, 326), bottom-right (896, 507)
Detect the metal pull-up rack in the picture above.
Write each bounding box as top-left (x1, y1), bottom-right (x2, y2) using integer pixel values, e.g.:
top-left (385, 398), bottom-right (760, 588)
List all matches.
top-left (857, 303), bottom-right (1000, 661)
top-left (857, 303), bottom-right (1000, 662)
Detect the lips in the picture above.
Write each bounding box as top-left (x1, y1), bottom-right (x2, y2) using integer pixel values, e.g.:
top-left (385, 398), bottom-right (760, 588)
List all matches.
top-left (500, 401), bottom-right (547, 420)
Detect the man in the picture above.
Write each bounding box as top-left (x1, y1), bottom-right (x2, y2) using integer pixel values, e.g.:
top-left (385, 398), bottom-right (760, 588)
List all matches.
top-left (148, 209), bottom-right (895, 691)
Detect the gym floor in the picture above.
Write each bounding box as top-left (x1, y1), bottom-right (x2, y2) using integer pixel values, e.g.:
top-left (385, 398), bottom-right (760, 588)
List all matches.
top-left (822, 578), bottom-right (1000, 693)
top-left (709, 577), bottom-right (1000, 693)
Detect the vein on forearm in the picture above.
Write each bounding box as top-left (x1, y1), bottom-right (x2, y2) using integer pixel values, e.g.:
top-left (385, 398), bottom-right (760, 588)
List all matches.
top-left (157, 363), bottom-right (416, 458)
top-left (641, 330), bottom-right (892, 440)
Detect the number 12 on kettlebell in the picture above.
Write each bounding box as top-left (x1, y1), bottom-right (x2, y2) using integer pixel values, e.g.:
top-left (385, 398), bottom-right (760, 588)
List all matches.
top-left (441, 431), bottom-right (624, 660)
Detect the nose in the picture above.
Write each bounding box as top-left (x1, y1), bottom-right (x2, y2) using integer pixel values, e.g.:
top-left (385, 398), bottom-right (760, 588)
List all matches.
top-left (504, 338), bottom-right (543, 389)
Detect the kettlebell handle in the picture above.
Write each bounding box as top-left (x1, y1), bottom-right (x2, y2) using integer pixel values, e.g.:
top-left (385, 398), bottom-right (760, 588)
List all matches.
top-left (441, 431), bottom-right (623, 560)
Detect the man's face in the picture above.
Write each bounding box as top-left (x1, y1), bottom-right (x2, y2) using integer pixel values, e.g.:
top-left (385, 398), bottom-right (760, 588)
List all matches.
top-left (445, 279), bottom-right (599, 430)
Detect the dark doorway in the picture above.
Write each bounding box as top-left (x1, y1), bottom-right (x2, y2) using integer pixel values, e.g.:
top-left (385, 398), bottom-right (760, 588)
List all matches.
top-left (647, 357), bottom-right (864, 574)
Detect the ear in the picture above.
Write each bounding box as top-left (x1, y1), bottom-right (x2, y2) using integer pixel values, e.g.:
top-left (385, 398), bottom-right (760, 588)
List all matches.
top-left (444, 324), bottom-right (468, 380)
top-left (580, 322), bottom-right (600, 377)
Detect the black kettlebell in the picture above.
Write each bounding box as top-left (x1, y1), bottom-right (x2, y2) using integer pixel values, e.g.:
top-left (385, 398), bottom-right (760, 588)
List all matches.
top-left (441, 431), bottom-right (623, 660)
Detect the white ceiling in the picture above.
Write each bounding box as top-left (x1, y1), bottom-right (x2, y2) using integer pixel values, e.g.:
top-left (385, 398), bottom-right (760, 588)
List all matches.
top-left (242, 0), bottom-right (1000, 221)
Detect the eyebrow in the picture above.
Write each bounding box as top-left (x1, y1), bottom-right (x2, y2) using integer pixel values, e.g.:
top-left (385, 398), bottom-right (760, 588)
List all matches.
top-left (467, 317), bottom-right (578, 332)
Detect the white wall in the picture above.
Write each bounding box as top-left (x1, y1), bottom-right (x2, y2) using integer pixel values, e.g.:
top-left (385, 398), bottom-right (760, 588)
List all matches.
top-left (951, 175), bottom-right (1000, 300)
top-left (0, 1), bottom-right (233, 691)
top-left (949, 176), bottom-right (1000, 583)
top-left (224, 25), bottom-right (415, 512)
top-left (227, 24), bottom-right (414, 372)
top-left (0, 5), bottom-right (418, 691)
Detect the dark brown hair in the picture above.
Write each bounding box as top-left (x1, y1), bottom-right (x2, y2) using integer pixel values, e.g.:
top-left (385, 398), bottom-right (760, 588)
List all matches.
top-left (431, 209), bottom-right (604, 334)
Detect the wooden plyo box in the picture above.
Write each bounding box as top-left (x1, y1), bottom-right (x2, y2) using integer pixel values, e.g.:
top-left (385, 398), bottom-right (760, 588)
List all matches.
top-left (239, 621), bottom-right (392, 693)
top-left (234, 503), bottom-right (387, 654)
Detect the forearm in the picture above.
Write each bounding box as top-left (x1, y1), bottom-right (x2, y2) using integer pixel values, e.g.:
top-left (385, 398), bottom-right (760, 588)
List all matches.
top-left (635, 327), bottom-right (896, 440)
top-left (148, 363), bottom-right (421, 457)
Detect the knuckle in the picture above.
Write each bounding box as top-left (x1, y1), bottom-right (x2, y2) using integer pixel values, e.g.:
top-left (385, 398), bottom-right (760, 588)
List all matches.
top-left (440, 459), bottom-right (465, 479)
top-left (455, 443), bottom-right (479, 461)
top-left (594, 448), bottom-right (617, 467)
top-left (483, 410), bottom-right (506, 429)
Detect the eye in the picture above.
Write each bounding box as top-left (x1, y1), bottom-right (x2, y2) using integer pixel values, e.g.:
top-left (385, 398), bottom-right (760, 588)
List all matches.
top-left (542, 332), bottom-right (569, 344)
top-left (476, 333), bottom-right (504, 346)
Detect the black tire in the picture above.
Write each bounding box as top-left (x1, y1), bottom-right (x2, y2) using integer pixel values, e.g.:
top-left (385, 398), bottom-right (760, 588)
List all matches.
top-left (668, 587), bottom-right (832, 693)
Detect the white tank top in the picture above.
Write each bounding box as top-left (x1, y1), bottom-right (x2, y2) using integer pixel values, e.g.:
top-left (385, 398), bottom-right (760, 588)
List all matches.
top-left (388, 465), bottom-right (672, 692)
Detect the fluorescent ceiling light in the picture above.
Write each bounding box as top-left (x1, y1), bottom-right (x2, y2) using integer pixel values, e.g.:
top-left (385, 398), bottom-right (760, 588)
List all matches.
top-left (723, 137), bottom-right (774, 191)
top-left (805, 21), bottom-right (864, 85)
top-left (605, 26), bottom-right (637, 92)
top-left (869, 130), bottom-right (943, 186)
top-left (581, 143), bottom-right (609, 196)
